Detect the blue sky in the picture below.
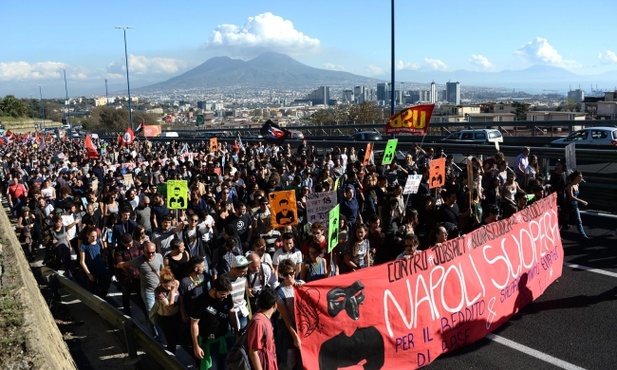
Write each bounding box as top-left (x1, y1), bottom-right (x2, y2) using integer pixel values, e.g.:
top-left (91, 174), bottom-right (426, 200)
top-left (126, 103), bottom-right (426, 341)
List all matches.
top-left (2, 0), bottom-right (617, 97)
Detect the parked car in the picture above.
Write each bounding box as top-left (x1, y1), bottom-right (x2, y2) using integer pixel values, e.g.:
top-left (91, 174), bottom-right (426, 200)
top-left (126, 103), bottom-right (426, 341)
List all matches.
top-left (350, 131), bottom-right (383, 141)
top-left (550, 126), bottom-right (617, 147)
top-left (289, 130), bottom-right (305, 140)
top-left (441, 129), bottom-right (503, 144)
top-left (195, 131), bottom-right (218, 139)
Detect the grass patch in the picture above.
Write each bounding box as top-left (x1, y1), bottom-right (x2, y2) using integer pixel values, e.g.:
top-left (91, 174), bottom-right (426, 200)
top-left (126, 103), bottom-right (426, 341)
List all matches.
top-left (0, 247), bottom-right (27, 357)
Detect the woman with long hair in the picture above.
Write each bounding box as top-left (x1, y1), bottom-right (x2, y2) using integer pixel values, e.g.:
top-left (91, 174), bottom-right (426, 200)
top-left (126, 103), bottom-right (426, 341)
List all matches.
top-left (153, 267), bottom-right (181, 354)
top-left (275, 259), bottom-right (304, 370)
top-left (164, 238), bottom-right (190, 280)
top-left (300, 242), bottom-right (328, 282)
top-left (343, 224), bottom-right (371, 273)
top-left (566, 171), bottom-right (591, 239)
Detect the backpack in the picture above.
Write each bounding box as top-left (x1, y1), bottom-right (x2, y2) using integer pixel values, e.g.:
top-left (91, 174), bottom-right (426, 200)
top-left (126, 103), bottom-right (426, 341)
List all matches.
top-left (226, 316), bottom-right (269, 370)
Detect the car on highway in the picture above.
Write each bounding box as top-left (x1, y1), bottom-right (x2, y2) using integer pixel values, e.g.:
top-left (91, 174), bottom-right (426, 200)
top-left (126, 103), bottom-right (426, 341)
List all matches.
top-left (441, 129), bottom-right (503, 144)
top-left (289, 130), bottom-right (305, 140)
top-left (350, 131), bottom-right (383, 141)
top-left (550, 126), bottom-right (617, 147)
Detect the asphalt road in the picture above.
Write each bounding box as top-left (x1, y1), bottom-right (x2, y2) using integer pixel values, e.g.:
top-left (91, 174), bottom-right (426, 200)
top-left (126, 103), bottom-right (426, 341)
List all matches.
top-left (426, 211), bottom-right (617, 370)
top-left (34, 211), bottom-right (617, 370)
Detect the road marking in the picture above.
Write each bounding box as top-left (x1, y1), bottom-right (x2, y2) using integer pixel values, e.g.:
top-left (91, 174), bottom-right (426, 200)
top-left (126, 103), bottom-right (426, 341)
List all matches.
top-left (486, 333), bottom-right (586, 370)
top-left (564, 262), bottom-right (617, 279)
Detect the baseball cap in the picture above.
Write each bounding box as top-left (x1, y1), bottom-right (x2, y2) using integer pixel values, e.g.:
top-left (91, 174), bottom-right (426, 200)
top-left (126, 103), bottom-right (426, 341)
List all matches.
top-left (231, 255), bottom-right (250, 268)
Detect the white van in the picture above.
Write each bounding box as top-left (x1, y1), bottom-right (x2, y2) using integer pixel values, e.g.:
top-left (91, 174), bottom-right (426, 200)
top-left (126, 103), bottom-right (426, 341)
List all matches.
top-left (441, 129), bottom-right (503, 144)
top-left (160, 131), bottom-right (179, 138)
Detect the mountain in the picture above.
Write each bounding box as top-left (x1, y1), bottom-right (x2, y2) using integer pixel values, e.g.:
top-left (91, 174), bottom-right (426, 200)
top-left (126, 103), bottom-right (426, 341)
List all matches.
top-left (140, 52), bottom-right (380, 91)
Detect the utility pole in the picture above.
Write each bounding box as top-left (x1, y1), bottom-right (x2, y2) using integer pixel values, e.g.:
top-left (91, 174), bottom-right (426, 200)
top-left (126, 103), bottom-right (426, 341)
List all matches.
top-left (116, 26), bottom-right (133, 130)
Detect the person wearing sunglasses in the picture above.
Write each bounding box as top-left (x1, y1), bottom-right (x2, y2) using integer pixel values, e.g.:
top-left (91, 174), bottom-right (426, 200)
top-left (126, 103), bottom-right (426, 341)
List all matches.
top-left (190, 276), bottom-right (234, 370)
top-left (118, 241), bottom-right (164, 323)
top-left (275, 259), bottom-right (305, 370)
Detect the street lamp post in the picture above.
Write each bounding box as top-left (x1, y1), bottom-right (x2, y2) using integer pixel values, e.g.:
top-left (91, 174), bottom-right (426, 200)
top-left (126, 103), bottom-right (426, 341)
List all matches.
top-left (116, 26), bottom-right (133, 131)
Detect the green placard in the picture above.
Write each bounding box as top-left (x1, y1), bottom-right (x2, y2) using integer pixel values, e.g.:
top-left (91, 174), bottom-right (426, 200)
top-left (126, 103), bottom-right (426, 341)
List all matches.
top-left (167, 180), bottom-right (188, 209)
top-left (196, 114), bottom-right (205, 126)
top-left (328, 204), bottom-right (340, 253)
top-left (381, 138), bottom-right (398, 165)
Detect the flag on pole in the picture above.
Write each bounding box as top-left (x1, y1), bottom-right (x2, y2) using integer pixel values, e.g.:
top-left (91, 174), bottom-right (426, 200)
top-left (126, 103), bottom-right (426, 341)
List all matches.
top-left (260, 119), bottom-right (290, 145)
top-left (84, 134), bottom-right (100, 159)
top-left (238, 133), bottom-right (245, 152)
top-left (134, 120), bottom-right (144, 135)
top-left (385, 104), bottom-right (435, 135)
top-left (119, 128), bottom-right (135, 146)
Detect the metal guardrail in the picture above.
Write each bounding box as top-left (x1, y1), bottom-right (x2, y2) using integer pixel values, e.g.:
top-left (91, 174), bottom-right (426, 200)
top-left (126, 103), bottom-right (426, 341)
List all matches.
top-left (43, 267), bottom-right (185, 370)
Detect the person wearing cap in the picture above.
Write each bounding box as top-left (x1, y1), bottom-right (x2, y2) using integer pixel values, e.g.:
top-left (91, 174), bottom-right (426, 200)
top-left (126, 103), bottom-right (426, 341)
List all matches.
top-left (221, 255), bottom-right (250, 333)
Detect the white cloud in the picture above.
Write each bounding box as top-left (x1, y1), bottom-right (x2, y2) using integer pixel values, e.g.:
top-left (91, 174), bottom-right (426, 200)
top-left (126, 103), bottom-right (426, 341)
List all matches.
top-left (323, 63), bottom-right (345, 70)
top-left (424, 58), bottom-right (448, 71)
top-left (598, 50), bottom-right (617, 63)
top-left (206, 12), bottom-right (320, 55)
top-left (468, 54), bottom-right (495, 71)
top-left (515, 37), bottom-right (579, 68)
top-left (106, 55), bottom-right (186, 76)
top-left (396, 60), bottom-right (420, 71)
top-left (366, 64), bottom-right (383, 75)
top-left (0, 61), bottom-right (66, 81)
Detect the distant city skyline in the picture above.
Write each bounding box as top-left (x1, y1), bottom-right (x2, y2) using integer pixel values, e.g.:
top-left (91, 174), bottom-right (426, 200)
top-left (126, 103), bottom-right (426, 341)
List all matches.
top-left (2, 0), bottom-right (617, 98)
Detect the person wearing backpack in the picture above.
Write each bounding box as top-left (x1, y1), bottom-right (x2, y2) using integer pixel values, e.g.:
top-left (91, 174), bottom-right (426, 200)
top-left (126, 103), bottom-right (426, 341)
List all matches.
top-left (247, 287), bottom-right (278, 370)
top-left (190, 276), bottom-right (234, 370)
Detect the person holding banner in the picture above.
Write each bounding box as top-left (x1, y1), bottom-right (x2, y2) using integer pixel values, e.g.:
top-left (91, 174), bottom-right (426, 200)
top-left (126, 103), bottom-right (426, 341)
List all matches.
top-left (275, 259), bottom-right (304, 370)
top-left (396, 233), bottom-right (420, 259)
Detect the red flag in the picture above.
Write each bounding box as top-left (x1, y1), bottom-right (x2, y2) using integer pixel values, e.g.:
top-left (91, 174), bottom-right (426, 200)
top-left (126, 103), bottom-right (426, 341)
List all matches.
top-left (385, 104), bottom-right (435, 135)
top-left (84, 135), bottom-right (99, 159)
top-left (120, 128), bottom-right (135, 146)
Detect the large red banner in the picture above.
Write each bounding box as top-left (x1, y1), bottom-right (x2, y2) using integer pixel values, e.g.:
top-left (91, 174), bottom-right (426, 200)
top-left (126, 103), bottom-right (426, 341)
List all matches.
top-left (294, 194), bottom-right (563, 369)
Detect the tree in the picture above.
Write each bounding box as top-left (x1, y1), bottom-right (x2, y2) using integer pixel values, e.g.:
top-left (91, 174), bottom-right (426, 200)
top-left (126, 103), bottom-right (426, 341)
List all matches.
top-left (513, 102), bottom-right (530, 121)
top-left (348, 102), bottom-right (382, 123)
top-left (0, 95), bottom-right (27, 118)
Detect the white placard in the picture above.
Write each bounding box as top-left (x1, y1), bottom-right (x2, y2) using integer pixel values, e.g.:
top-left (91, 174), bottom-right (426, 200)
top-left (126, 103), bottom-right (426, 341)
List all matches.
top-left (403, 174), bottom-right (423, 195)
top-left (306, 191), bottom-right (337, 225)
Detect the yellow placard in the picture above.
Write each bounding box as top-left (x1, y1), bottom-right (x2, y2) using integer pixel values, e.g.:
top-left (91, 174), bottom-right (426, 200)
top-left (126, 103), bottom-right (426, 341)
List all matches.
top-left (167, 180), bottom-right (188, 209)
top-left (269, 190), bottom-right (298, 228)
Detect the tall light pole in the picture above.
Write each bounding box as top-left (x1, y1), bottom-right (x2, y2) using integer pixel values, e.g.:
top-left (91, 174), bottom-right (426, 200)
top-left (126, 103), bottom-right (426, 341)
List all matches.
top-left (116, 26), bottom-right (133, 130)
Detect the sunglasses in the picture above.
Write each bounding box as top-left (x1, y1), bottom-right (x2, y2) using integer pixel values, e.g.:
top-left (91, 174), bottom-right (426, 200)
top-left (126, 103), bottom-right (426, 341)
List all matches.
top-left (281, 271), bottom-right (295, 277)
top-left (145, 251), bottom-right (156, 255)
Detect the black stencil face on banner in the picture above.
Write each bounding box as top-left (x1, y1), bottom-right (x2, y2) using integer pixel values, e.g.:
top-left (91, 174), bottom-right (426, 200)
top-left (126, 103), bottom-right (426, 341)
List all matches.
top-left (383, 151), bottom-right (393, 163)
top-left (319, 326), bottom-right (385, 370)
top-left (326, 281), bottom-right (365, 320)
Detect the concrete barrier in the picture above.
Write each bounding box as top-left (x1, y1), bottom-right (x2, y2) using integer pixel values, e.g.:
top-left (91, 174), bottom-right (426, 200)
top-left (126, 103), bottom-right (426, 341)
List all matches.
top-left (0, 208), bottom-right (76, 370)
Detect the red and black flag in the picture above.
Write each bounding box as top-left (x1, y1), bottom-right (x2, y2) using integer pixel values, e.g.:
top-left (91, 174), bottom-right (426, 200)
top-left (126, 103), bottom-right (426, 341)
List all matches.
top-left (260, 119), bottom-right (290, 145)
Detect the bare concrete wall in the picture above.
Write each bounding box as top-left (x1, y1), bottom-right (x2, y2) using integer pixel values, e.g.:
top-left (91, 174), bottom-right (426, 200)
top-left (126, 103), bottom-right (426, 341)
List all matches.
top-left (0, 208), bottom-right (76, 370)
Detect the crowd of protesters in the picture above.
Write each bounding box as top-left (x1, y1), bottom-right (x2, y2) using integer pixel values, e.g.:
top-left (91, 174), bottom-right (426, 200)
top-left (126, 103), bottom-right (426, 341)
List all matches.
top-left (2, 134), bottom-right (591, 369)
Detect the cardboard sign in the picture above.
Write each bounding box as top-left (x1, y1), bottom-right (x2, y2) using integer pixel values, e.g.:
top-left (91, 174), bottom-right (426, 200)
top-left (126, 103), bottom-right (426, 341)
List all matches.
top-left (210, 137), bottom-right (218, 152)
top-left (166, 180), bottom-right (188, 210)
top-left (565, 143), bottom-right (576, 170)
top-left (306, 191), bottom-right (337, 225)
top-left (294, 194), bottom-right (563, 369)
top-left (382, 139), bottom-right (399, 165)
top-left (269, 190), bottom-right (298, 227)
top-left (123, 173), bottom-right (134, 187)
top-left (363, 143), bottom-right (374, 166)
top-left (327, 204), bottom-right (340, 253)
top-left (428, 157), bottom-right (446, 189)
top-left (403, 174), bottom-right (423, 195)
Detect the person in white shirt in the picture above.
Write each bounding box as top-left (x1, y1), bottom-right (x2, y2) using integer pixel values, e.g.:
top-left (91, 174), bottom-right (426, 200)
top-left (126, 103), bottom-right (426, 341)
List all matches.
top-left (272, 232), bottom-right (303, 277)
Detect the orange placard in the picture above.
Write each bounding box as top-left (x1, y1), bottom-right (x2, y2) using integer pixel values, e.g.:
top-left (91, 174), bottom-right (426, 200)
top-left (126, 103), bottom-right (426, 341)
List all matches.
top-left (428, 157), bottom-right (446, 189)
top-left (269, 190), bottom-right (298, 227)
top-left (210, 137), bottom-right (218, 152)
top-left (363, 142), bottom-right (374, 166)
